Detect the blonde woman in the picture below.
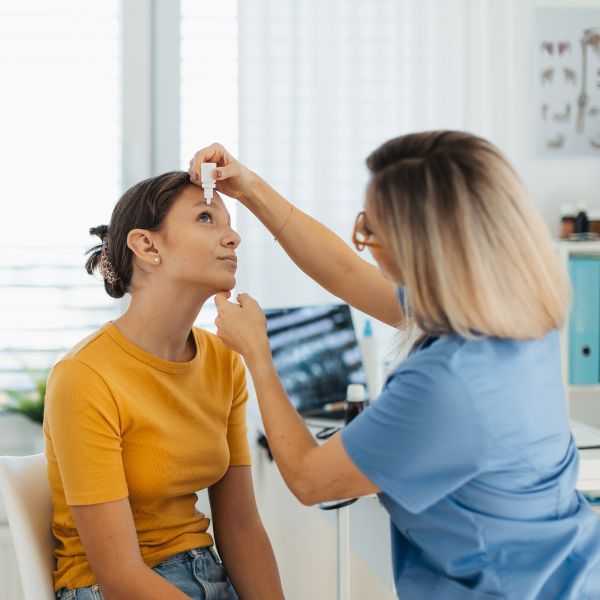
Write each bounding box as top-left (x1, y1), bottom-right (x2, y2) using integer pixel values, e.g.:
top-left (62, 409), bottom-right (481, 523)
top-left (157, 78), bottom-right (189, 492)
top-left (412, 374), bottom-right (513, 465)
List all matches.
top-left (189, 132), bottom-right (600, 599)
top-left (44, 172), bottom-right (283, 599)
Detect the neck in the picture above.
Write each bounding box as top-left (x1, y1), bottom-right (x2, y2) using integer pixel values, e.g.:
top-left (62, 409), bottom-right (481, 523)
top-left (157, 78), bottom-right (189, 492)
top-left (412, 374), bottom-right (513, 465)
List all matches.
top-left (113, 283), bottom-right (213, 362)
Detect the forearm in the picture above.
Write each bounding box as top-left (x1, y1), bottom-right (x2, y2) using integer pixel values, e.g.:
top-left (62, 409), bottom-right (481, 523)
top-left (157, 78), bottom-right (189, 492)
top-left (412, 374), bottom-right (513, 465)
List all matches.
top-left (240, 177), bottom-right (363, 298)
top-left (245, 354), bottom-right (318, 504)
top-left (215, 521), bottom-right (284, 599)
top-left (240, 177), bottom-right (403, 326)
top-left (101, 563), bottom-right (191, 600)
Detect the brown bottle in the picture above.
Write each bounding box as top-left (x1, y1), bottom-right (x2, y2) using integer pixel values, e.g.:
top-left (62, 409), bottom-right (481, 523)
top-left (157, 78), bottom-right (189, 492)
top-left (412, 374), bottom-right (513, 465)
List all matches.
top-left (559, 203), bottom-right (576, 239)
top-left (345, 383), bottom-right (369, 424)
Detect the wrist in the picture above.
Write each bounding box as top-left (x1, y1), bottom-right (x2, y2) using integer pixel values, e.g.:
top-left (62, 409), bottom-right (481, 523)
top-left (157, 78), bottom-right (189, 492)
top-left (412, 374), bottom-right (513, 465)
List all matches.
top-left (244, 343), bottom-right (274, 372)
top-left (239, 173), bottom-right (269, 209)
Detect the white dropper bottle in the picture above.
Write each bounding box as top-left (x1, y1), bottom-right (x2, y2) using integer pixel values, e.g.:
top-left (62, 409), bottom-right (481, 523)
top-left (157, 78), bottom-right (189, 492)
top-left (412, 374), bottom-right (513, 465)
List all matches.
top-left (200, 163), bottom-right (217, 205)
top-left (361, 319), bottom-right (380, 400)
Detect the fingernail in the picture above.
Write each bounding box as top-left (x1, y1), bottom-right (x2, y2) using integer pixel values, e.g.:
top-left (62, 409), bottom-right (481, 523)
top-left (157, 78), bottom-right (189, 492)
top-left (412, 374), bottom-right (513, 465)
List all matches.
top-left (216, 170), bottom-right (222, 178)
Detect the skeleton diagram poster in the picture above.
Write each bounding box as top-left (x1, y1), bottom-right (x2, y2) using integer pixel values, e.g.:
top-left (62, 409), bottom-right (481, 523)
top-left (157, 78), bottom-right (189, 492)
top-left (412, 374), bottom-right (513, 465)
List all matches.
top-left (534, 9), bottom-right (600, 157)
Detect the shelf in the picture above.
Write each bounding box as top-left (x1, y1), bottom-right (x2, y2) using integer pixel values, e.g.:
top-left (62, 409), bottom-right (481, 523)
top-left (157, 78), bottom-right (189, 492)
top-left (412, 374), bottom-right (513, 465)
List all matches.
top-left (556, 240), bottom-right (600, 254)
top-left (560, 244), bottom-right (600, 412)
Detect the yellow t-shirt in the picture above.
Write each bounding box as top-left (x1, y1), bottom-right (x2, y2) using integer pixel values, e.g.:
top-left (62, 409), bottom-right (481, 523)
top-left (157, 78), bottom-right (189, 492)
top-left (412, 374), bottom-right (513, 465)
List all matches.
top-left (43, 322), bottom-right (251, 591)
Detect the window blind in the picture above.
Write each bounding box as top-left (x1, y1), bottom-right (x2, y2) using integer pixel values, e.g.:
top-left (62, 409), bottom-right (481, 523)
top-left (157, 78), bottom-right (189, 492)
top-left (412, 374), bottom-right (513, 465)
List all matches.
top-left (0, 0), bottom-right (121, 395)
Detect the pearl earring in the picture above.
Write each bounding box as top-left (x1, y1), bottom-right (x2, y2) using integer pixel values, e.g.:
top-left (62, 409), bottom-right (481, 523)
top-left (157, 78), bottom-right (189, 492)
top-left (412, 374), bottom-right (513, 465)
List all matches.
top-left (154, 257), bottom-right (160, 263)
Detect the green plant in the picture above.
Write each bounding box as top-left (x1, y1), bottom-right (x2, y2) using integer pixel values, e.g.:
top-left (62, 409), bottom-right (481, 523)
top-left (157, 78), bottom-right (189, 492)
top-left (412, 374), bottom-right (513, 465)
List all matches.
top-left (3, 365), bottom-right (50, 425)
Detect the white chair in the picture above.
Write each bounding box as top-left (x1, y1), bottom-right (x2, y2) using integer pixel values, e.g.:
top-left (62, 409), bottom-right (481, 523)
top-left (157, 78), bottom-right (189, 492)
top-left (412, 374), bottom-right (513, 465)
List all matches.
top-left (0, 454), bottom-right (56, 600)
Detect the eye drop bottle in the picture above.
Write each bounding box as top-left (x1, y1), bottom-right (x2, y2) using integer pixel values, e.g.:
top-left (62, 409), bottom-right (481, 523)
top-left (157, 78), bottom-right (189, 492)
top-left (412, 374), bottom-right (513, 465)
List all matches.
top-left (200, 162), bottom-right (217, 204)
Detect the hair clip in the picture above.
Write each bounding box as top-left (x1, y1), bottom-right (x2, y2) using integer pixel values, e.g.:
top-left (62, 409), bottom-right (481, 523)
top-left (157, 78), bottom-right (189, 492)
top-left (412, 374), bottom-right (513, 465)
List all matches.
top-left (99, 242), bottom-right (119, 284)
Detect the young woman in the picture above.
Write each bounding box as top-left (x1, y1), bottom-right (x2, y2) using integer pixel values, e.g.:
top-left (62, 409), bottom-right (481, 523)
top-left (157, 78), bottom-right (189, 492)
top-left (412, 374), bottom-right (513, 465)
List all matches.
top-left (44, 172), bottom-right (284, 600)
top-left (189, 132), bottom-right (600, 599)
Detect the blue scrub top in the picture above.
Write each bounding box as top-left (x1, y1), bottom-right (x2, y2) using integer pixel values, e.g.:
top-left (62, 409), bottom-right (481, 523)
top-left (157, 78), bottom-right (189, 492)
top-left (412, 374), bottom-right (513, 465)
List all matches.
top-left (342, 328), bottom-right (600, 599)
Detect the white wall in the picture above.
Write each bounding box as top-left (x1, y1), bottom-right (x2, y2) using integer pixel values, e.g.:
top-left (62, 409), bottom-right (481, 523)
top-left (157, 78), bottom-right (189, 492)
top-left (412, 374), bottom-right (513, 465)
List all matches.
top-left (465, 0), bottom-right (600, 232)
top-left (235, 0), bottom-right (600, 367)
top-left (236, 0), bottom-right (600, 317)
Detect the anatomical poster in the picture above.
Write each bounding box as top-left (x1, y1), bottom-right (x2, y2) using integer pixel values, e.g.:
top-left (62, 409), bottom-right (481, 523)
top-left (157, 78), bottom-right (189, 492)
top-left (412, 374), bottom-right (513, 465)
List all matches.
top-left (534, 8), bottom-right (600, 157)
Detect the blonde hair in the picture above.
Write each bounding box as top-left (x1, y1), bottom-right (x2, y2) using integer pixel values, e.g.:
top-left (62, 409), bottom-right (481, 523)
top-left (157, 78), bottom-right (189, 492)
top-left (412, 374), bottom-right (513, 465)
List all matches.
top-left (366, 131), bottom-right (570, 343)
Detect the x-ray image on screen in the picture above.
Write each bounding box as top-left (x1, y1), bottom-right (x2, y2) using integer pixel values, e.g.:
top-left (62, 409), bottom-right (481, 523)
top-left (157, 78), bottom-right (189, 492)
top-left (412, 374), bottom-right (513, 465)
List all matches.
top-left (264, 304), bottom-right (367, 413)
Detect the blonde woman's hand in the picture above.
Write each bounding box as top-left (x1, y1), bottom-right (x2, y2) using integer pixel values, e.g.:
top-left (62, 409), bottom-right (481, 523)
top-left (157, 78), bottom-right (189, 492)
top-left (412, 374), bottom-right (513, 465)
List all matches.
top-left (189, 143), bottom-right (257, 202)
top-left (214, 292), bottom-right (271, 364)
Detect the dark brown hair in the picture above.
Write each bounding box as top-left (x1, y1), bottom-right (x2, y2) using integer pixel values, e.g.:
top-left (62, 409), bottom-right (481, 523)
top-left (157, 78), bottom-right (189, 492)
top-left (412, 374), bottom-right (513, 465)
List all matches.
top-left (85, 171), bottom-right (192, 298)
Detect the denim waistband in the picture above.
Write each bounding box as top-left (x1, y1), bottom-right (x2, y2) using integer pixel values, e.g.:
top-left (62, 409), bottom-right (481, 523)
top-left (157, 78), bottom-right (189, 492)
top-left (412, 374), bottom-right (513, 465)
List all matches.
top-left (56, 546), bottom-right (228, 599)
top-left (187, 546), bottom-right (213, 558)
top-left (165, 545), bottom-right (216, 561)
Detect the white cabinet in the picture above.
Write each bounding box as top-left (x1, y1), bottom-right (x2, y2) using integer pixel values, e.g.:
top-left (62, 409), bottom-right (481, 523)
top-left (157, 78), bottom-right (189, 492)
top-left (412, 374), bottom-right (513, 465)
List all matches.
top-left (249, 424), bottom-right (396, 600)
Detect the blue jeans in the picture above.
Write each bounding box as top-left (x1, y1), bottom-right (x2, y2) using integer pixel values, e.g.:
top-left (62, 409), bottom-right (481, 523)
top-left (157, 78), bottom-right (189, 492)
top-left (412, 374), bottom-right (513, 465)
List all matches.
top-left (56, 547), bottom-right (238, 600)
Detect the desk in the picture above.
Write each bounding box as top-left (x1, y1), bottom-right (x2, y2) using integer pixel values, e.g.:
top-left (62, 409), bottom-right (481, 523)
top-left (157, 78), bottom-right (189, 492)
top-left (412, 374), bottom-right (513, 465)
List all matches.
top-left (577, 448), bottom-right (600, 492)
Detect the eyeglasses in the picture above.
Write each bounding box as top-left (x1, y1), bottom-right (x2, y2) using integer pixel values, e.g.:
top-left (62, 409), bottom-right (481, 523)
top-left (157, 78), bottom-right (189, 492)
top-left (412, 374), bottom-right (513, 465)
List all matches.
top-left (352, 211), bottom-right (381, 252)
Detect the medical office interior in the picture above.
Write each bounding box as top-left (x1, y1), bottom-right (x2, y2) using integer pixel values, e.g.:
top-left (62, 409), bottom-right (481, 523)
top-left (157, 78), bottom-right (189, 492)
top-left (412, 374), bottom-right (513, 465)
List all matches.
top-left (1, 0), bottom-right (600, 599)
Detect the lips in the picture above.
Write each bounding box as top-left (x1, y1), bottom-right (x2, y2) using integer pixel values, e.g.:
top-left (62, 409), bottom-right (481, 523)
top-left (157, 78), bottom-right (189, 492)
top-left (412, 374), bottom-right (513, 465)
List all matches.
top-left (218, 256), bottom-right (238, 265)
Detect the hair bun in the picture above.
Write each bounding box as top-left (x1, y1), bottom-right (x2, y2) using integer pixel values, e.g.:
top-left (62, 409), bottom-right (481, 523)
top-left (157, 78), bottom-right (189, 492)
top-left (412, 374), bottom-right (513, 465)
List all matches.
top-left (89, 225), bottom-right (109, 241)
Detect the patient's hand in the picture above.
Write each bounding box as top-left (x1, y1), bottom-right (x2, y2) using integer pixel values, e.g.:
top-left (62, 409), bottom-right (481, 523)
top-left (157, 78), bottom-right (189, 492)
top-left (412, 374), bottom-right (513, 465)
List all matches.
top-left (214, 292), bottom-right (271, 362)
top-left (189, 143), bottom-right (256, 202)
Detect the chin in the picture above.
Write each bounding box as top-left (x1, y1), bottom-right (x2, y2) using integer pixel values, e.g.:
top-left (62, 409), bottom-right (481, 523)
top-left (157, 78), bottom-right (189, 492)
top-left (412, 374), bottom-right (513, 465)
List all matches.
top-left (216, 276), bottom-right (236, 292)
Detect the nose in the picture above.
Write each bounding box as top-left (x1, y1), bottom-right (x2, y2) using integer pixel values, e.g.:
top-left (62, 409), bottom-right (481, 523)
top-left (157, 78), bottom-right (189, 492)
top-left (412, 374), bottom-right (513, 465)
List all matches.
top-left (222, 227), bottom-right (241, 249)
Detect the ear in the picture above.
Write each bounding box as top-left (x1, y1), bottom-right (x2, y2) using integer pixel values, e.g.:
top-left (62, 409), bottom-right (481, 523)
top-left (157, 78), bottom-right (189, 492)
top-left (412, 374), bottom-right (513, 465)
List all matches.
top-left (126, 229), bottom-right (160, 266)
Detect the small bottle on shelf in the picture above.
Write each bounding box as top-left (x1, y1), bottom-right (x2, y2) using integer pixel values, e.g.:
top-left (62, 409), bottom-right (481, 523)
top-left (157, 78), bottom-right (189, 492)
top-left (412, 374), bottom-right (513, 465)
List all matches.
top-left (559, 204), bottom-right (576, 239)
top-left (344, 383), bottom-right (369, 424)
top-left (575, 203), bottom-right (589, 235)
top-left (588, 210), bottom-right (600, 236)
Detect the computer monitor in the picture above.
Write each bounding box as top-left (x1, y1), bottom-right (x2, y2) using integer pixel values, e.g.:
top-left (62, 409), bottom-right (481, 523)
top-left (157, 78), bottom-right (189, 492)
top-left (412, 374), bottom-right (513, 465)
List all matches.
top-left (264, 304), bottom-right (367, 417)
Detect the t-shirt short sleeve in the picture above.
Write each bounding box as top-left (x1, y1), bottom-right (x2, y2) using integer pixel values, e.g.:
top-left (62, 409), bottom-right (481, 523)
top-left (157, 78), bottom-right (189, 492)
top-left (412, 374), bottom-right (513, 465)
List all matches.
top-left (226, 353), bottom-right (251, 466)
top-left (341, 355), bottom-right (489, 514)
top-left (45, 358), bottom-right (129, 505)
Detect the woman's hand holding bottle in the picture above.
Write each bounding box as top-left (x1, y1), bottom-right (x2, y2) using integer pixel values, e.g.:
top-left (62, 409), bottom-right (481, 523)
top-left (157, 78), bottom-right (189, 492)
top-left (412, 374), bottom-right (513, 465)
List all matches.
top-left (189, 143), bottom-right (257, 203)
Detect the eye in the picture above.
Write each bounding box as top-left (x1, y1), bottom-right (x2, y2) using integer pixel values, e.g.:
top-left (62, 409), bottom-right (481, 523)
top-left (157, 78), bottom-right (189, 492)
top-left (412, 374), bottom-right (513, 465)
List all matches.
top-left (197, 211), bottom-right (214, 224)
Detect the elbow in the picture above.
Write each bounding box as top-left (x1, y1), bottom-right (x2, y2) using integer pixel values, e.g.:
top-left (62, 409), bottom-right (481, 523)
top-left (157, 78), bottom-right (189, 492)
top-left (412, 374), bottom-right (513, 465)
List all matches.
top-left (286, 453), bottom-right (324, 506)
top-left (291, 477), bottom-right (320, 507)
top-left (298, 493), bottom-right (318, 507)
